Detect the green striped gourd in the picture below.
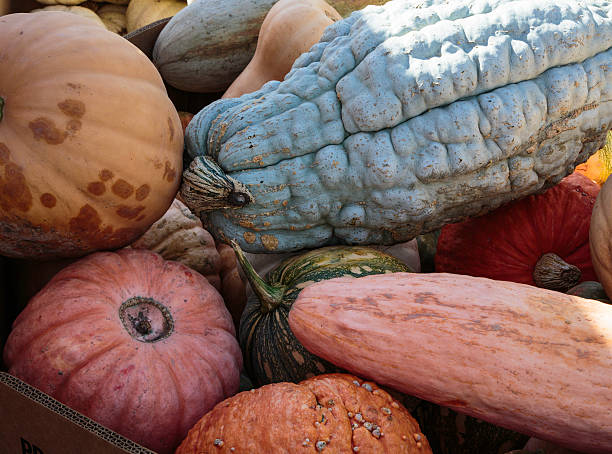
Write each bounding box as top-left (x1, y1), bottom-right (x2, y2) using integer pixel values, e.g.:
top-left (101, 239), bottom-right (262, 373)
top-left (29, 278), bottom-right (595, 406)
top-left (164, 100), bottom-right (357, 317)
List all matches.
top-left (235, 242), bottom-right (412, 385)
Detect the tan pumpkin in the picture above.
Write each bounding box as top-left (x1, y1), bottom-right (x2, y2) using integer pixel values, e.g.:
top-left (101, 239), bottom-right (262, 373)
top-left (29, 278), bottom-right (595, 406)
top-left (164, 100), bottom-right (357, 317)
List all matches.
top-left (176, 373), bottom-right (432, 453)
top-left (31, 5), bottom-right (106, 28)
top-left (222, 0), bottom-right (341, 99)
top-left (0, 12), bottom-right (183, 259)
top-left (93, 0), bottom-right (129, 4)
top-left (590, 175), bottom-right (612, 299)
top-left (96, 4), bottom-right (127, 34)
top-left (36, 0), bottom-right (88, 5)
top-left (126, 0), bottom-right (187, 33)
top-left (129, 198), bottom-right (222, 278)
top-left (129, 198), bottom-right (247, 328)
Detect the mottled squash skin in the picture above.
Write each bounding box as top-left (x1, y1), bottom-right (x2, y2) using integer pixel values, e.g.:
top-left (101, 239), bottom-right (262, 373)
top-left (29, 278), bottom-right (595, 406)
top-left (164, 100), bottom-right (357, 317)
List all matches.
top-left (289, 273), bottom-right (612, 453)
top-left (181, 0), bottom-right (612, 253)
top-left (0, 12), bottom-right (183, 259)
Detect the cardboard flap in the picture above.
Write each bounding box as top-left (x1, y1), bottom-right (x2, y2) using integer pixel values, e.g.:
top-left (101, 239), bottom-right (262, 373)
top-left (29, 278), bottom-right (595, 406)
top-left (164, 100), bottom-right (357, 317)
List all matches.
top-left (124, 18), bottom-right (172, 59)
top-left (0, 373), bottom-right (155, 454)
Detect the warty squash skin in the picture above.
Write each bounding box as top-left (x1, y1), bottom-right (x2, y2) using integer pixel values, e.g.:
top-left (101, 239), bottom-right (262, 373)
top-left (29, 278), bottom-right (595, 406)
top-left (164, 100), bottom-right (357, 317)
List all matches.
top-left (175, 373), bottom-right (433, 453)
top-left (235, 242), bottom-right (412, 386)
top-left (129, 198), bottom-right (248, 330)
top-left (3, 248), bottom-right (242, 454)
top-left (289, 273), bottom-right (612, 453)
top-left (222, 0), bottom-right (342, 99)
top-left (0, 12), bottom-right (183, 259)
top-left (181, 0), bottom-right (612, 253)
top-left (590, 175), bottom-right (612, 298)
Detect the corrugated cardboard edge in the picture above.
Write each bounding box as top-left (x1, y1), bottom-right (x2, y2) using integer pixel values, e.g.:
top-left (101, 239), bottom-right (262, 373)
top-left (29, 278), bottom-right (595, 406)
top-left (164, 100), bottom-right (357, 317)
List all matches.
top-left (0, 372), bottom-right (155, 453)
top-left (124, 18), bottom-right (171, 59)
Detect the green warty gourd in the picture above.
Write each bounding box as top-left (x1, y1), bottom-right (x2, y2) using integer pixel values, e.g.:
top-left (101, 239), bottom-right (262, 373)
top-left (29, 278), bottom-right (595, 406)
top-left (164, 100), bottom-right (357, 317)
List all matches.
top-left (181, 0), bottom-right (612, 253)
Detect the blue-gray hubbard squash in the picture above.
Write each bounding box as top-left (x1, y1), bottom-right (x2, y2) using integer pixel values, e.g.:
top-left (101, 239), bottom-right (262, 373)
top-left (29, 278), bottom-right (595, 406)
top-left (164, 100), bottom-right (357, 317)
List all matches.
top-left (181, 0), bottom-right (612, 253)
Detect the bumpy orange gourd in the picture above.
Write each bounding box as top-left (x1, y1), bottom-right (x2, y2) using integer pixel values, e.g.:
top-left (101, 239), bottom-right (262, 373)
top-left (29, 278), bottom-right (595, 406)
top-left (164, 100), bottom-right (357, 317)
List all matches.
top-left (222, 0), bottom-right (341, 99)
top-left (590, 176), bottom-right (612, 299)
top-left (176, 373), bottom-right (432, 453)
top-left (0, 12), bottom-right (183, 259)
top-left (3, 248), bottom-right (242, 454)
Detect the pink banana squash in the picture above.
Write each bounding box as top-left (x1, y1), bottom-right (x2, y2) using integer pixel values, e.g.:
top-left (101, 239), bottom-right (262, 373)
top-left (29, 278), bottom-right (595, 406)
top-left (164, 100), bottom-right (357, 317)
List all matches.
top-left (288, 272), bottom-right (612, 454)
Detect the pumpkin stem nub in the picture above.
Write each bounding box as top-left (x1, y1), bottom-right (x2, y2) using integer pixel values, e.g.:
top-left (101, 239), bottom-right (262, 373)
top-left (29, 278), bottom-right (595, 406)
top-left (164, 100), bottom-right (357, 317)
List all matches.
top-left (119, 297), bottom-right (174, 343)
top-left (231, 239), bottom-right (285, 313)
top-left (533, 253), bottom-right (581, 292)
top-left (180, 155), bottom-right (254, 216)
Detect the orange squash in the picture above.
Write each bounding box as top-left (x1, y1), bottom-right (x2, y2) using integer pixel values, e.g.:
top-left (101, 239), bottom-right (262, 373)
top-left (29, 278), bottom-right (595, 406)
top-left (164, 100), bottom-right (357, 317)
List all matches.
top-left (0, 12), bottom-right (183, 259)
top-left (176, 373), bottom-right (432, 453)
top-left (289, 273), bottom-right (612, 453)
top-left (222, 0), bottom-right (341, 99)
top-left (575, 131), bottom-right (612, 186)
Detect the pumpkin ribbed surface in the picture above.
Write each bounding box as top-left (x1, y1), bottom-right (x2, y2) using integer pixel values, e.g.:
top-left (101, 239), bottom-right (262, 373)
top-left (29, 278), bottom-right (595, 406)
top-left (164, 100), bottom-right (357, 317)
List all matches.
top-left (435, 172), bottom-right (600, 288)
top-left (3, 248), bottom-right (242, 454)
top-left (0, 12), bottom-right (183, 259)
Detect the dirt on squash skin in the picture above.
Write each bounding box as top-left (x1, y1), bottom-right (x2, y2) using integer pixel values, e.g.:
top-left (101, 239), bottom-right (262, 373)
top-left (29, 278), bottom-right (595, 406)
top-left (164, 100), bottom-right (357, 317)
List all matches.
top-left (0, 143), bottom-right (32, 213)
top-left (0, 207), bottom-right (143, 260)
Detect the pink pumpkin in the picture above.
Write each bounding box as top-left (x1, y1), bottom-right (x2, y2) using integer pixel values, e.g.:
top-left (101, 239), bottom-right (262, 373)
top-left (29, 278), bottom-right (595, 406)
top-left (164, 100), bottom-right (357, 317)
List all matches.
top-left (3, 248), bottom-right (242, 454)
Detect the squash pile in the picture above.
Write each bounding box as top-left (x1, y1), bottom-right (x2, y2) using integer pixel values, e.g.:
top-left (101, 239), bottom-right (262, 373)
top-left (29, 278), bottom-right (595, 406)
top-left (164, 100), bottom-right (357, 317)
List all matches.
top-left (29, 0), bottom-right (193, 35)
top-left (1, 1), bottom-right (612, 453)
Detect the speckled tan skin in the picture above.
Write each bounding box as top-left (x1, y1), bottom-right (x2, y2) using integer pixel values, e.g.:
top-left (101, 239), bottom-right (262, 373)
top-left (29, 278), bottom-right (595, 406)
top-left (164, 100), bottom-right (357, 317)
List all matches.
top-left (0, 12), bottom-right (183, 259)
top-left (175, 373), bottom-right (432, 453)
top-left (289, 273), bottom-right (612, 453)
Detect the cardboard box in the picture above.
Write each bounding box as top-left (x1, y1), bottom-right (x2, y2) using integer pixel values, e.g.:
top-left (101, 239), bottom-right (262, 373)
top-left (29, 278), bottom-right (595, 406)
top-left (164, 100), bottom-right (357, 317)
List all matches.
top-left (0, 5), bottom-right (221, 453)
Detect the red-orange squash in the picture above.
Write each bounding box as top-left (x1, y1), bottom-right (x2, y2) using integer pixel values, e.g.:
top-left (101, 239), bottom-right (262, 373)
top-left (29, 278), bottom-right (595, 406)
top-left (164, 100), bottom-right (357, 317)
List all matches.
top-left (435, 173), bottom-right (600, 292)
top-left (176, 373), bottom-right (432, 453)
top-left (3, 249), bottom-right (242, 454)
top-left (289, 273), bottom-right (612, 453)
top-left (0, 12), bottom-right (183, 259)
